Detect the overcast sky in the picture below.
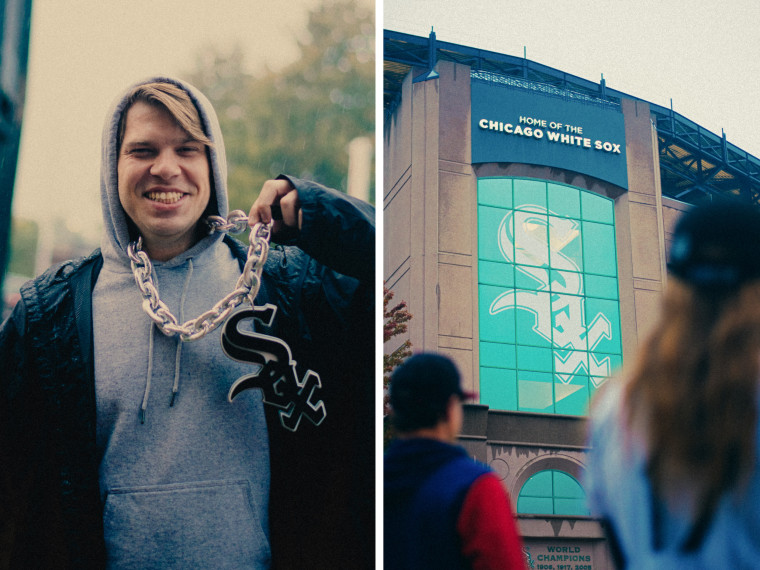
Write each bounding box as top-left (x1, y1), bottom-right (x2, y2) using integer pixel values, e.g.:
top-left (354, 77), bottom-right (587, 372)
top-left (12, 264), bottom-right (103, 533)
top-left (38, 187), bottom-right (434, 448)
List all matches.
top-left (384, 0), bottom-right (760, 159)
top-left (12, 0), bottom-right (368, 241)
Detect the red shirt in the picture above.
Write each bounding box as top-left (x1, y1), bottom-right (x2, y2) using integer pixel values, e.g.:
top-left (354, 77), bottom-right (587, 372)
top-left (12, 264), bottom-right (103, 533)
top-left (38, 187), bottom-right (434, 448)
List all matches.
top-left (457, 472), bottom-right (527, 569)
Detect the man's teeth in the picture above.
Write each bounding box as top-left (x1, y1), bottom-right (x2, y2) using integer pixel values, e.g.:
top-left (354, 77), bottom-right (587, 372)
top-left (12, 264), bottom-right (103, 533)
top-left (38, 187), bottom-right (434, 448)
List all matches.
top-left (146, 191), bottom-right (183, 203)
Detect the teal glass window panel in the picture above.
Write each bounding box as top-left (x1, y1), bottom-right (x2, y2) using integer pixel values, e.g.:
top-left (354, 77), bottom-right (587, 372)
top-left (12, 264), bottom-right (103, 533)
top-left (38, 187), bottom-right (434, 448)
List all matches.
top-left (550, 270), bottom-right (584, 296)
top-left (590, 376), bottom-right (608, 390)
top-left (478, 206), bottom-right (511, 262)
top-left (607, 352), bottom-right (623, 371)
top-left (514, 265), bottom-right (548, 291)
top-left (555, 498), bottom-right (590, 516)
top-left (479, 260), bottom-right (514, 288)
top-left (517, 344), bottom-right (553, 372)
top-left (514, 291), bottom-right (552, 348)
top-left (584, 274), bottom-right (619, 300)
top-left (480, 341), bottom-right (517, 369)
top-left (548, 216), bottom-right (583, 272)
top-left (582, 221), bottom-right (617, 276)
top-left (585, 298), bottom-right (622, 354)
top-left (553, 472), bottom-right (586, 499)
top-left (521, 470), bottom-right (552, 496)
top-left (479, 285), bottom-right (517, 343)
top-left (513, 178), bottom-right (547, 209)
top-left (554, 381), bottom-right (589, 416)
top-left (517, 496), bottom-right (553, 515)
top-left (478, 178), bottom-right (513, 209)
top-left (479, 367), bottom-right (517, 410)
top-left (589, 352), bottom-right (623, 378)
top-left (517, 370), bottom-right (554, 412)
top-left (547, 183), bottom-right (580, 219)
top-left (518, 470), bottom-right (589, 515)
top-left (581, 191), bottom-right (614, 224)
top-left (513, 208), bottom-right (548, 268)
top-left (554, 349), bottom-right (589, 379)
top-left (551, 294), bottom-right (588, 351)
top-left (590, 377), bottom-right (608, 400)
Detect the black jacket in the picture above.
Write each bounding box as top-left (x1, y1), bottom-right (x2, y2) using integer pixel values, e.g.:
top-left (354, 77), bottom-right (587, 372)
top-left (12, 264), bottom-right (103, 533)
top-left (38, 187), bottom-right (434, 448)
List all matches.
top-left (0, 178), bottom-right (375, 569)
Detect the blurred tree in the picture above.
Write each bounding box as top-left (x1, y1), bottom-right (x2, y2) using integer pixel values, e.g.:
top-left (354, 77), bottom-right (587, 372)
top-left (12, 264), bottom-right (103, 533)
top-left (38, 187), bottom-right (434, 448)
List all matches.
top-left (185, 0), bottom-right (374, 214)
top-left (7, 216), bottom-right (98, 279)
top-left (7, 217), bottom-right (37, 277)
top-left (384, 285), bottom-right (413, 446)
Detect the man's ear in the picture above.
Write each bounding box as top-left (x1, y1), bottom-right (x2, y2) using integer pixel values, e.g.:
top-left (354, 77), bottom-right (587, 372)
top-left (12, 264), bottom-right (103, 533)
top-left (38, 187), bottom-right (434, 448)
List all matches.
top-left (443, 394), bottom-right (459, 422)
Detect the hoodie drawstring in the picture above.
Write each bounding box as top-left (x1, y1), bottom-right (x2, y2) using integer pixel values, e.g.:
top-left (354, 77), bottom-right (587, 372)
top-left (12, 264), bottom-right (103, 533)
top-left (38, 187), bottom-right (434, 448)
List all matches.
top-left (171, 259), bottom-right (193, 407)
top-left (140, 322), bottom-right (156, 424)
top-left (140, 258), bottom-right (194, 423)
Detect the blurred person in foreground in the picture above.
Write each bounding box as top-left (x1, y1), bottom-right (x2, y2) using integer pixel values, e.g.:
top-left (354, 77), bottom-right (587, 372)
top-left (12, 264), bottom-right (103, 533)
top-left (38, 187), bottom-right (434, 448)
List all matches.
top-left (384, 353), bottom-right (526, 569)
top-left (0, 77), bottom-right (374, 568)
top-left (586, 199), bottom-right (760, 567)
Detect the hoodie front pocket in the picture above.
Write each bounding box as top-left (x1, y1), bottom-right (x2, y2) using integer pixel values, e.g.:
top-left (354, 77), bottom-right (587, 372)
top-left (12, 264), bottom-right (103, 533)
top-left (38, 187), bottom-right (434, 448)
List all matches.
top-left (103, 479), bottom-right (270, 569)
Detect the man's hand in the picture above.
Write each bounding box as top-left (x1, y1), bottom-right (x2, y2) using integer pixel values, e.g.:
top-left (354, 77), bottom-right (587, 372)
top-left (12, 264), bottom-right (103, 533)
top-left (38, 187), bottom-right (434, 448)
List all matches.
top-left (248, 178), bottom-right (302, 237)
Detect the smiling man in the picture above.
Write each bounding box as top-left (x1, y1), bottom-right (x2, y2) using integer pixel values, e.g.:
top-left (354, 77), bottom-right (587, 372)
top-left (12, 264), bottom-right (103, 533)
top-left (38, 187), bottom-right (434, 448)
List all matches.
top-left (117, 94), bottom-right (213, 261)
top-left (0, 78), bottom-right (375, 568)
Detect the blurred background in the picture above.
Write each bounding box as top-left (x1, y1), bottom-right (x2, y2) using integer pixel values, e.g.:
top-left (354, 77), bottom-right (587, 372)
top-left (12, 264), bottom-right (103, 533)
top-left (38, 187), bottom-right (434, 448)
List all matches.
top-left (1, 0), bottom-right (375, 320)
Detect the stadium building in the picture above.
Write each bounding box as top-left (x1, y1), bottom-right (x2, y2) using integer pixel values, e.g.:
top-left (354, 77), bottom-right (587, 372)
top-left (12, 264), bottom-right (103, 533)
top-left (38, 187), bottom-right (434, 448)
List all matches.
top-left (383, 29), bottom-right (760, 569)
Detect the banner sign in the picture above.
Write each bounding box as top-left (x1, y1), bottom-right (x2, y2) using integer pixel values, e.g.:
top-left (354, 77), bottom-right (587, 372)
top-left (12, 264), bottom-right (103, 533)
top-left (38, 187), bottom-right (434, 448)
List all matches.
top-left (471, 80), bottom-right (628, 189)
top-left (522, 541), bottom-right (594, 570)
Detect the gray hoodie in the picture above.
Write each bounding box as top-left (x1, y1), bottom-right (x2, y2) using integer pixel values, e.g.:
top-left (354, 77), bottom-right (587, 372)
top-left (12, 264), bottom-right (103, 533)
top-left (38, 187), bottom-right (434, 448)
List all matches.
top-left (92, 77), bottom-right (271, 568)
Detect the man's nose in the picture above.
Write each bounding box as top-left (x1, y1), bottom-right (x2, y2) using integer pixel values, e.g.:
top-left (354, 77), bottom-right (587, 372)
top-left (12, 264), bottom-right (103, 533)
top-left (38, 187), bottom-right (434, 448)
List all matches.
top-left (150, 150), bottom-right (181, 179)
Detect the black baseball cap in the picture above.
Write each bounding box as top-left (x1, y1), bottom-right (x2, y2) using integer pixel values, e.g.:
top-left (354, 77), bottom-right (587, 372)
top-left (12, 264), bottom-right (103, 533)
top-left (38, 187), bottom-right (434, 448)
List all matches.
top-left (389, 353), bottom-right (475, 431)
top-left (667, 199), bottom-right (760, 290)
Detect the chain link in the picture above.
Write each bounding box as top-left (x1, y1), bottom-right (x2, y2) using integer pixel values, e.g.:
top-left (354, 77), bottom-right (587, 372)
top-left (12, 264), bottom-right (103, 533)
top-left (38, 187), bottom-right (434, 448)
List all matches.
top-left (206, 210), bottom-right (250, 234)
top-left (127, 210), bottom-right (272, 342)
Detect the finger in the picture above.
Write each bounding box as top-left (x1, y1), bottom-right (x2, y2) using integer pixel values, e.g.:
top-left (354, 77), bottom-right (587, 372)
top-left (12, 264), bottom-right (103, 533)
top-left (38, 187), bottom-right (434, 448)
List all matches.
top-left (278, 188), bottom-right (301, 228)
top-left (247, 199), bottom-right (269, 226)
top-left (248, 179), bottom-right (294, 226)
top-left (248, 185), bottom-right (277, 225)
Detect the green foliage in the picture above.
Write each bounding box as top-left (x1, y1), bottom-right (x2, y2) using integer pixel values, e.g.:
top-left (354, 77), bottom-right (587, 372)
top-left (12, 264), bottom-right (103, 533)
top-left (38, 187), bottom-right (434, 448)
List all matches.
top-left (185, 0), bottom-right (374, 214)
top-left (8, 217), bottom-right (38, 277)
top-left (384, 285), bottom-right (413, 382)
top-left (384, 285), bottom-right (413, 446)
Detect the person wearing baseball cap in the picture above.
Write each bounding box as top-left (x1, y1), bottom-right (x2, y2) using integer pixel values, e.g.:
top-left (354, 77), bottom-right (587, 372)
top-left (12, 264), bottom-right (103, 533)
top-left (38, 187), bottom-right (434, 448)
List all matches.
top-left (667, 199), bottom-right (760, 289)
top-left (384, 353), bottom-right (526, 569)
top-left (585, 199), bottom-right (760, 567)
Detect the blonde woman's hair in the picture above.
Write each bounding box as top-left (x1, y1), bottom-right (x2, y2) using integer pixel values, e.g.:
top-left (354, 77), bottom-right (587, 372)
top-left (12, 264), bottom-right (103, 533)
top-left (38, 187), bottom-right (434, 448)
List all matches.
top-left (624, 277), bottom-right (760, 516)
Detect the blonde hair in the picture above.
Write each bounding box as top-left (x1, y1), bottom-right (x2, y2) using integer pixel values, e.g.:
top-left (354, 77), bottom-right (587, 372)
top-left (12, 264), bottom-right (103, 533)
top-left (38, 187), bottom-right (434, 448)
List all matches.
top-left (117, 82), bottom-right (212, 150)
top-left (623, 278), bottom-right (760, 514)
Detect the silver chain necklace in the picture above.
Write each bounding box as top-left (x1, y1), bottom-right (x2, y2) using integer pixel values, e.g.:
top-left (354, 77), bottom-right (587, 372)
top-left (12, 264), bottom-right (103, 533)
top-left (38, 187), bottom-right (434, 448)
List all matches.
top-left (126, 210), bottom-right (272, 342)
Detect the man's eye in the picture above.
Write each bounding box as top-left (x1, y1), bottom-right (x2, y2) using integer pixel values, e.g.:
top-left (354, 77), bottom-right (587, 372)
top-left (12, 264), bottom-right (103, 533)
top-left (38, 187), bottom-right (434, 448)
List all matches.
top-left (179, 146), bottom-right (202, 154)
top-left (128, 148), bottom-right (153, 156)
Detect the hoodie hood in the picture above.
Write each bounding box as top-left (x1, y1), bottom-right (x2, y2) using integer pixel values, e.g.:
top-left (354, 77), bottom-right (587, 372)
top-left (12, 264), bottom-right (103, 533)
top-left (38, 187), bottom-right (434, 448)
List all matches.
top-left (99, 75), bottom-right (230, 259)
top-left (93, 76), bottom-right (247, 422)
top-left (384, 438), bottom-right (470, 498)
